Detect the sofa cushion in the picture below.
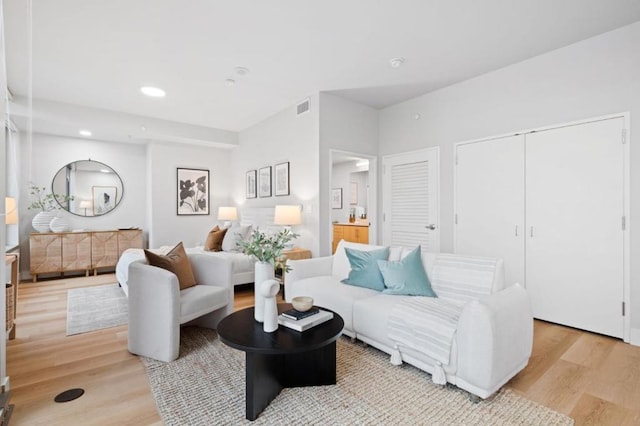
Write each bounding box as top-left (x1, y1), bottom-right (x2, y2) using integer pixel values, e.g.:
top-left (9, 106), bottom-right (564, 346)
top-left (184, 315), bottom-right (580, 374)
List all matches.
top-left (378, 246), bottom-right (437, 297)
top-left (179, 284), bottom-right (228, 324)
top-left (144, 242), bottom-right (196, 290)
top-left (286, 275), bottom-right (378, 334)
top-left (332, 240), bottom-right (389, 280)
top-left (341, 247), bottom-right (389, 291)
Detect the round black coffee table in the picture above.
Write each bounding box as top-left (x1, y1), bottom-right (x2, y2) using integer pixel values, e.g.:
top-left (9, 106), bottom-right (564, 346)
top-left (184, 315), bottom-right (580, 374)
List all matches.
top-left (218, 303), bottom-right (344, 421)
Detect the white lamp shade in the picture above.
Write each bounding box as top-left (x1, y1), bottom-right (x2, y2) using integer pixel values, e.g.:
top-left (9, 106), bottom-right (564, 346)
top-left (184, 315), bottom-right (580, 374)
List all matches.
top-left (5, 197), bottom-right (18, 225)
top-left (217, 206), bottom-right (238, 221)
top-left (79, 200), bottom-right (92, 209)
top-left (274, 205), bottom-right (302, 226)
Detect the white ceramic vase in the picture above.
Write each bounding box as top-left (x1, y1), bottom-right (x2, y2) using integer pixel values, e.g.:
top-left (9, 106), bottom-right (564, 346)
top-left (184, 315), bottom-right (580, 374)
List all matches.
top-left (260, 279), bottom-right (280, 332)
top-left (50, 216), bottom-right (70, 232)
top-left (254, 261), bottom-right (275, 322)
top-left (32, 211), bottom-right (55, 232)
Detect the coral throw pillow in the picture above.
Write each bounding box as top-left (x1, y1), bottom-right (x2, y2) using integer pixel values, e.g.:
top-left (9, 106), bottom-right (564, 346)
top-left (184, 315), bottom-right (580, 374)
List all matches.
top-left (144, 242), bottom-right (197, 290)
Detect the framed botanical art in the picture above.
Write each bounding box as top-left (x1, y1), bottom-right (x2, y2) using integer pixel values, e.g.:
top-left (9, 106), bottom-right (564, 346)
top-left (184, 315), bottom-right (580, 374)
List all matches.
top-left (177, 167), bottom-right (210, 215)
top-left (331, 188), bottom-right (343, 209)
top-left (274, 162), bottom-right (290, 196)
top-left (259, 166), bottom-right (272, 198)
top-left (246, 170), bottom-right (257, 199)
top-left (92, 186), bottom-right (117, 215)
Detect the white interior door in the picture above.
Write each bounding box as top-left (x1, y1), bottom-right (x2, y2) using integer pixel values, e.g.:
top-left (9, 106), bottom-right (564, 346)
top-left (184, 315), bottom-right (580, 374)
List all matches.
top-left (455, 135), bottom-right (525, 286)
top-left (526, 118), bottom-right (625, 338)
top-left (382, 148), bottom-right (439, 252)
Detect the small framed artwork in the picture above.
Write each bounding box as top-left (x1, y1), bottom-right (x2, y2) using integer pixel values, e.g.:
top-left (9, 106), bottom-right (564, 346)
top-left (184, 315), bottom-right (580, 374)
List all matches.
top-left (350, 182), bottom-right (358, 205)
top-left (92, 186), bottom-right (117, 215)
top-left (274, 162), bottom-right (290, 196)
top-left (246, 170), bottom-right (257, 199)
top-left (259, 166), bottom-right (272, 198)
top-left (331, 188), bottom-right (343, 209)
top-left (177, 167), bottom-right (210, 215)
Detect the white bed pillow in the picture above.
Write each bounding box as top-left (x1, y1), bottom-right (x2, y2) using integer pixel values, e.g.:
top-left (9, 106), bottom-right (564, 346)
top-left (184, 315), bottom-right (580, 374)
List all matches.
top-left (222, 225), bottom-right (252, 252)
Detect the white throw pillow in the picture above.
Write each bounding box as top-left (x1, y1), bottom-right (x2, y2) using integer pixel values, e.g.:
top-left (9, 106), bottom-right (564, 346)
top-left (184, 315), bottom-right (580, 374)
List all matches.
top-left (222, 225), bottom-right (252, 252)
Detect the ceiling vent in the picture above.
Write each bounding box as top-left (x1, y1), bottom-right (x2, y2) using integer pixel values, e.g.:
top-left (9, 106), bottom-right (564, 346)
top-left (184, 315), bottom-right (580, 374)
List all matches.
top-left (296, 99), bottom-right (310, 116)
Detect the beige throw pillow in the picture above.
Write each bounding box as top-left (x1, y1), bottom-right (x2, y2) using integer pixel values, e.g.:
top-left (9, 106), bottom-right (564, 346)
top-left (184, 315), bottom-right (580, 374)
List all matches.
top-left (144, 242), bottom-right (197, 290)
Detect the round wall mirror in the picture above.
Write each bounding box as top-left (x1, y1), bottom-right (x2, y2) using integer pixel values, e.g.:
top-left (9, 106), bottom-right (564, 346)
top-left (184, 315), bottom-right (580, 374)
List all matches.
top-left (52, 159), bottom-right (124, 217)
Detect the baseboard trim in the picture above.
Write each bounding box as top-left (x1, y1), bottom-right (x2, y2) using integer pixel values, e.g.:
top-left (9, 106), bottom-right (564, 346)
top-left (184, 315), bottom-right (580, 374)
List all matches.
top-left (630, 327), bottom-right (640, 346)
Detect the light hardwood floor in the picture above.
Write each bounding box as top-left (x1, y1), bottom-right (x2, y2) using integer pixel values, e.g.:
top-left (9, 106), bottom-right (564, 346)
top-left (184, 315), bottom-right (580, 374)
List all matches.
top-left (7, 274), bottom-right (640, 425)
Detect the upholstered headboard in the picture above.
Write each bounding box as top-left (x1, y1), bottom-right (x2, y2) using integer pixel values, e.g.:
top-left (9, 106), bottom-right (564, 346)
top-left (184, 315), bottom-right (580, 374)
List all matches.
top-left (239, 207), bottom-right (279, 233)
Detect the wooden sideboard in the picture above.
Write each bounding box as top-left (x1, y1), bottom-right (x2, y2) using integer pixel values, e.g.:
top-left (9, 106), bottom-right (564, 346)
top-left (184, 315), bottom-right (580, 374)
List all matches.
top-left (29, 229), bottom-right (143, 282)
top-left (332, 223), bottom-right (369, 253)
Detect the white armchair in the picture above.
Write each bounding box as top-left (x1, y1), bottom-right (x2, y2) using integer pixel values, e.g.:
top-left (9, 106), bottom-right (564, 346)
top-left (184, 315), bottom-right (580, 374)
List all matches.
top-left (127, 254), bottom-right (233, 362)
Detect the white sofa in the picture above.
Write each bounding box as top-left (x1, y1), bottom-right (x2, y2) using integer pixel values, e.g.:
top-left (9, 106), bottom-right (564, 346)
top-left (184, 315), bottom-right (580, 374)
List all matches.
top-left (284, 240), bottom-right (533, 400)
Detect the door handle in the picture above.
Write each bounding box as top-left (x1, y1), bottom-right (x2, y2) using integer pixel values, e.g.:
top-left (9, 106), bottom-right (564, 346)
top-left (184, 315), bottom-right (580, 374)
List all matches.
top-left (530, 226), bottom-right (534, 237)
top-left (426, 224), bottom-right (436, 230)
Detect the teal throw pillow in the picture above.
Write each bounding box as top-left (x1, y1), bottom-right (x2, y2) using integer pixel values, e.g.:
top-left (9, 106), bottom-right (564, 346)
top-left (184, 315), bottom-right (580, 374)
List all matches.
top-left (341, 247), bottom-right (389, 291)
top-left (377, 246), bottom-right (437, 297)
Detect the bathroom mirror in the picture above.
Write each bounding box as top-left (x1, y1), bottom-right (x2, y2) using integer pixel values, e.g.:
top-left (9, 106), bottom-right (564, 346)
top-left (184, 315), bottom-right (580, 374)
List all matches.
top-left (52, 159), bottom-right (124, 217)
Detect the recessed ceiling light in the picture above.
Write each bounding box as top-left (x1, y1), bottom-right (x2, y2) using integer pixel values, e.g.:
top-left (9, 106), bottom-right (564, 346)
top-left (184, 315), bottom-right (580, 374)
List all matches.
top-left (225, 78), bottom-right (236, 87)
top-left (140, 86), bottom-right (166, 98)
top-left (389, 57), bottom-right (405, 68)
top-left (79, 129), bottom-right (92, 137)
top-left (234, 66), bottom-right (250, 76)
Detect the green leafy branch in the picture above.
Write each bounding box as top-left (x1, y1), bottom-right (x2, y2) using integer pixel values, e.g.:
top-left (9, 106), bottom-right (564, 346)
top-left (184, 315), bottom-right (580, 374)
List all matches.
top-left (27, 184), bottom-right (74, 212)
top-left (236, 228), bottom-right (300, 272)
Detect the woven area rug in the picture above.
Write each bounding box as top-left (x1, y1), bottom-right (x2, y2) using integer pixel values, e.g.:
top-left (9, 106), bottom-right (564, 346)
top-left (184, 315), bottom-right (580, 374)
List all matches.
top-left (141, 327), bottom-right (574, 425)
top-left (66, 284), bottom-right (128, 335)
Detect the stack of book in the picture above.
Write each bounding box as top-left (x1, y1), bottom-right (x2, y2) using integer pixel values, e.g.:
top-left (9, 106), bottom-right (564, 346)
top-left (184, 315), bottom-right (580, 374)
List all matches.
top-left (278, 307), bottom-right (334, 332)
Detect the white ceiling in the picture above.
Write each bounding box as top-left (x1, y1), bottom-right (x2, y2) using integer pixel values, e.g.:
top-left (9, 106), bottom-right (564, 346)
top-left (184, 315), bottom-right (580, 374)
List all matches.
top-left (5, 0), bottom-right (640, 141)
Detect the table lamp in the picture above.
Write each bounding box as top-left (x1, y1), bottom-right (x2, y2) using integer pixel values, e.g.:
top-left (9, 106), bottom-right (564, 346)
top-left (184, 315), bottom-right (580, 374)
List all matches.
top-left (5, 197), bottom-right (18, 225)
top-left (218, 206), bottom-right (238, 228)
top-left (274, 205), bottom-right (302, 249)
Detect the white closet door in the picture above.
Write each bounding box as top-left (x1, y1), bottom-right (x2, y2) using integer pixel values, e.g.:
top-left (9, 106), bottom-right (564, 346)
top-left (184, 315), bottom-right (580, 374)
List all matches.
top-left (382, 148), bottom-right (439, 252)
top-left (526, 118), bottom-right (624, 338)
top-left (455, 135), bottom-right (525, 286)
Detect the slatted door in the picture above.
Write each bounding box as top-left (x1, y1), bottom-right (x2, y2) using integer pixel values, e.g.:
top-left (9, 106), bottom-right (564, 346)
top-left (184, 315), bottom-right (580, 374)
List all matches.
top-left (382, 148), bottom-right (439, 252)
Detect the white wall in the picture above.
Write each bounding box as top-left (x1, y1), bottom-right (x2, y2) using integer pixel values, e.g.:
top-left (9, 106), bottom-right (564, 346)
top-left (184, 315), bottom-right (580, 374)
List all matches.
top-left (147, 141), bottom-right (233, 248)
top-left (19, 133), bottom-right (147, 276)
top-left (319, 93), bottom-right (378, 255)
top-left (330, 162), bottom-right (368, 223)
top-left (231, 96), bottom-right (320, 255)
top-left (351, 170), bottom-right (368, 215)
top-left (330, 162), bottom-right (353, 223)
top-left (378, 22), bottom-right (640, 337)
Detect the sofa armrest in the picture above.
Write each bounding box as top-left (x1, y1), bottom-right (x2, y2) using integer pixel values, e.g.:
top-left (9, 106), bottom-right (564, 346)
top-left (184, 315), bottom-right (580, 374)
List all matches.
top-left (284, 256), bottom-right (333, 299)
top-left (128, 261), bottom-right (181, 361)
top-left (456, 283), bottom-right (533, 398)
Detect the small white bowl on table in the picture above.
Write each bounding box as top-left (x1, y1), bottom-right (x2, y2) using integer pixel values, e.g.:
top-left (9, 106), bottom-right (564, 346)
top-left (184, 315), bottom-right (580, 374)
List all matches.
top-left (291, 296), bottom-right (313, 312)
